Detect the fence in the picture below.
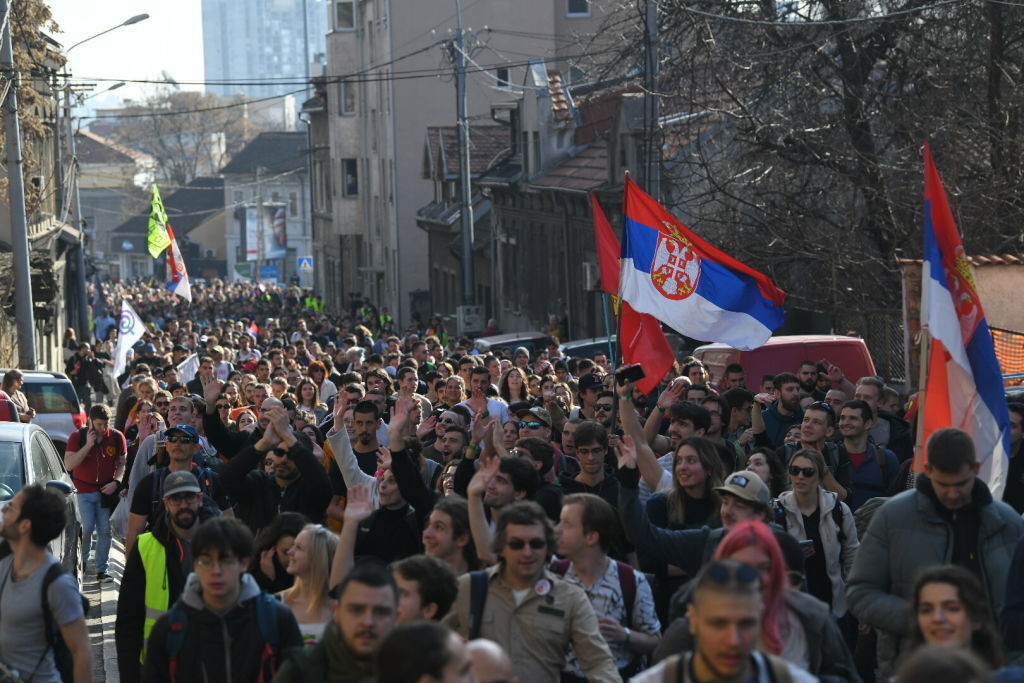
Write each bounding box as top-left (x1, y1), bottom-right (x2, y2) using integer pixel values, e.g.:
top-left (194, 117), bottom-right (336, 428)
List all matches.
top-left (833, 309), bottom-right (907, 385)
top-left (992, 327), bottom-right (1024, 385)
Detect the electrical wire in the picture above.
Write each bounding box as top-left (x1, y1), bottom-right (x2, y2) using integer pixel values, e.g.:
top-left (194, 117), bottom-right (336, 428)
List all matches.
top-left (678, 0), bottom-right (965, 26)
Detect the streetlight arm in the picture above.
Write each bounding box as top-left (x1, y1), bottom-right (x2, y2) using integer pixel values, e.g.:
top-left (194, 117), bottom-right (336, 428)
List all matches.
top-left (66, 13), bottom-right (149, 53)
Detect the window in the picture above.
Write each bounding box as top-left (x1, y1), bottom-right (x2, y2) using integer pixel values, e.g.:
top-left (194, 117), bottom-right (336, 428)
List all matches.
top-left (335, 1), bottom-right (355, 30)
top-left (342, 159), bottom-right (358, 197)
top-left (289, 192), bottom-right (298, 216)
top-left (339, 79), bottom-right (355, 115)
top-left (496, 67), bottom-right (511, 90)
top-left (567, 0), bottom-right (590, 16)
top-left (233, 190), bottom-right (243, 202)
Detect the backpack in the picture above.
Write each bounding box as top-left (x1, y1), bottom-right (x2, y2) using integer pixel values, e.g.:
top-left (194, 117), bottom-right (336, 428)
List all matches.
top-left (773, 497), bottom-right (846, 545)
top-left (468, 570), bottom-right (489, 640)
top-left (40, 562), bottom-right (91, 683)
top-left (164, 591), bottom-right (280, 683)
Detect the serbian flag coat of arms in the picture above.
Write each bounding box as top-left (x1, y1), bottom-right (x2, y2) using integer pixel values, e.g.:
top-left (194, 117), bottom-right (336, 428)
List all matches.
top-left (619, 177), bottom-right (786, 350)
top-left (920, 143), bottom-right (1009, 495)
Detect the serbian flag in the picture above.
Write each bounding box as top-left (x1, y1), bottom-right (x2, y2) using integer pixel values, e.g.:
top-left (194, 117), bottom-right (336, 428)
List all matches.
top-left (592, 194), bottom-right (673, 394)
top-left (920, 143), bottom-right (1009, 495)
top-left (619, 177), bottom-right (785, 350)
top-left (165, 225), bottom-right (192, 303)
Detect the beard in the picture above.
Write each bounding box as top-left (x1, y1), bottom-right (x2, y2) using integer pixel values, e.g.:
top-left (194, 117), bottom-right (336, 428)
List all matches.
top-left (173, 508), bottom-right (198, 530)
top-left (0, 520), bottom-right (18, 542)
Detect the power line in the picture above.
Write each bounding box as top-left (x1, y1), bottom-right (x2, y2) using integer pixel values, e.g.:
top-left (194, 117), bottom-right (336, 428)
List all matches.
top-left (679, 0), bottom-right (965, 26)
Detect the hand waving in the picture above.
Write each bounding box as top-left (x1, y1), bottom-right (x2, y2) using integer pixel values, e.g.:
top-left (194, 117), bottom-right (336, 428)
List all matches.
top-left (344, 484), bottom-right (374, 522)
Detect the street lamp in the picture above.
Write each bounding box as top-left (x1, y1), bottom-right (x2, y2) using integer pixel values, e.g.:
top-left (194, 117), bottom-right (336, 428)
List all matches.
top-left (64, 15), bottom-right (149, 340)
top-left (66, 14), bottom-right (150, 53)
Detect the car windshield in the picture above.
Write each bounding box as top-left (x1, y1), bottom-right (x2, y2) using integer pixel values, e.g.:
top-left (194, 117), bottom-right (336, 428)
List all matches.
top-left (0, 442), bottom-right (24, 501)
top-left (19, 383), bottom-right (79, 415)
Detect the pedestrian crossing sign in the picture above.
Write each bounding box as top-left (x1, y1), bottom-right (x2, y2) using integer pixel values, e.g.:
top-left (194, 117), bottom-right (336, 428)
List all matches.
top-left (297, 257), bottom-right (313, 273)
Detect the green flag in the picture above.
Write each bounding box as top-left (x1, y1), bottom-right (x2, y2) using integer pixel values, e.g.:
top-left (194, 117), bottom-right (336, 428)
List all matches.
top-left (147, 184), bottom-right (172, 258)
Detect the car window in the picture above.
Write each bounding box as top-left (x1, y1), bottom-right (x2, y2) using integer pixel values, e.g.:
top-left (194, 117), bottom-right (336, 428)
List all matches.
top-left (0, 441), bottom-right (24, 501)
top-left (29, 434), bottom-right (54, 485)
top-left (35, 434), bottom-right (66, 481)
top-left (20, 383), bottom-right (79, 414)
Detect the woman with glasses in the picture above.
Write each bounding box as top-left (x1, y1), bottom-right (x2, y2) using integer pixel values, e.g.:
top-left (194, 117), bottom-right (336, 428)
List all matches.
top-left (776, 448), bottom-right (859, 630)
top-left (279, 523), bottom-right (339, 646)
top-left (213, 393), bottom-right (236, 429)
top-left (498, 367), bottom-right (529, 404)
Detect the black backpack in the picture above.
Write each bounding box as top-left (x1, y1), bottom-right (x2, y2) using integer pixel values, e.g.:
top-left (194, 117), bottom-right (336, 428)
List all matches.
top-left (40, 563), bottom-right (91, 682)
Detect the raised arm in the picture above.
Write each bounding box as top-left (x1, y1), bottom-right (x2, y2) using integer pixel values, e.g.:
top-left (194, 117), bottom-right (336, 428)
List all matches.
top-left (466, 456), bottom-right (499, 566)
top-left (644, 380), bottom-right (684, 454)
top-left (616, 370), bottom-right (671, 492)
top-left (329, 484), bottom-right (373, 590)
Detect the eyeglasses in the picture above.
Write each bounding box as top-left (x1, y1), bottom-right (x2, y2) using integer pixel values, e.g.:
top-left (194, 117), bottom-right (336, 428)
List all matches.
top-left (705, 560), bottom-right (759, 585)
top-left (166, 435), bottom-right (198, 444)
top-left (195, 555), bottom-right (241, 570)
top-left (518, 421), bottom-right (543, 430)
top-left (506, 537), bottom-right (546, 551)
top-left (788, 466), bottom-right (817, 478)
top-left (594, 403), bottom-right (614, 412)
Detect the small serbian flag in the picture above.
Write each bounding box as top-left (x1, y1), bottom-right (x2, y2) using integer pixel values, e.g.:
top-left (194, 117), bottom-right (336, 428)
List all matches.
top-left (920, 143), bottom-right (1009, 494)
top-left (165, 224), bottom-right (192, 303)
top-left (619, 177), bottom-right (785, 350)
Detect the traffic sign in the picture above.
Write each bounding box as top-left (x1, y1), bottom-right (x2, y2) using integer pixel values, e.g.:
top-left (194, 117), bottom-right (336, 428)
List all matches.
top-left (297, 256), bottom-right (313, 273)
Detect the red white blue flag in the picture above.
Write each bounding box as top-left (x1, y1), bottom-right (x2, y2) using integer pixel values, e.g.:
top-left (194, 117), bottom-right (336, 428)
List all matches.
top-left (165, 224), bottom-right (192, 303)
top-left (619, 177), bottom-right (785, 350)
top-left (921, 143), bottom-right (1009, 494)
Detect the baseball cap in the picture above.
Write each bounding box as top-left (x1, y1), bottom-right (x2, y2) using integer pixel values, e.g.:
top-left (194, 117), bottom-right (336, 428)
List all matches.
top-left (173, 344), bottom-right (188, 352)
top-left (162, 471), bottom-right (202, 498)
top-left (143, 343), bottom-right (157, 354)
top-left (578, 373), bottom-right (604, 392)
top-left (165, 423), bottom-right (200, 441)
top-left (516, 406), bottom-right (551, 427)
top-left (714, 470), bottom-right (770, 507)
top-left (212, 345), bottom-right (225, 354)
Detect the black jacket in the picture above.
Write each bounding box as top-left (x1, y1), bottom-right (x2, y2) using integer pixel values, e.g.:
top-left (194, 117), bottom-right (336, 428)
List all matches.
top-left (219, 438), bottom-right (333, 533)
top-left (115, 509), bottom-right (215, 683)
top-left (203, 409), bottom-right (262, 459)
top-left (142, 573), bottom-right (303, 683)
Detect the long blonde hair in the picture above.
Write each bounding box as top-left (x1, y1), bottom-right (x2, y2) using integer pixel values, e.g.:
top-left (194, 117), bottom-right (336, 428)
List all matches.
top-left (284, 524), bottom-right (339, 613)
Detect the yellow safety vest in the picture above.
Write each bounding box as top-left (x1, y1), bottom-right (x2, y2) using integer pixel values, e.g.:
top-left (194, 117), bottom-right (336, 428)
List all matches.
top-left (137, 533), bottom-right (170, 663)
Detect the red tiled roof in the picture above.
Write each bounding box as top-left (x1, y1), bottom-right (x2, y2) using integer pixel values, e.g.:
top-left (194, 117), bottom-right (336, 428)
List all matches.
top-left (425, 125), bottom-right (511, 179)
top-left (529, 138), bottom-right (609, 193)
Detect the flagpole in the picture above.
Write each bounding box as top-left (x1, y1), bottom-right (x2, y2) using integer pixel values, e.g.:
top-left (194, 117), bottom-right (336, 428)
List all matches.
top-left (602, 293), bottom-right (615, 370)
top-left (913, 326), bottom-right (930, 478)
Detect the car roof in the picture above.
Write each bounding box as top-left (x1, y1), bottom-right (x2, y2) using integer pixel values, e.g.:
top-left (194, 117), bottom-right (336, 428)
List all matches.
top-left (0, 370), bottom-right (70, 382)
top-left (475, 331), bottom-right (547, 344)
top-left (693, 335), bottom-right (867, 351)
top-left (0, 422), bottom-right (39, 441)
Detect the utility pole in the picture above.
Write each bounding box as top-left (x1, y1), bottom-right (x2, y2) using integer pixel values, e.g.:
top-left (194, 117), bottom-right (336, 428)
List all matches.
top-left (65, 85), bottom-right (90, 339)
top-left (453, 0), bottom-right (475, 305)
top-left (1, 0), bottom-right (37, 368)
top-left (256, 167), bottom-right (264, 281)
top-left (643, 0), bottom-right (660, 200)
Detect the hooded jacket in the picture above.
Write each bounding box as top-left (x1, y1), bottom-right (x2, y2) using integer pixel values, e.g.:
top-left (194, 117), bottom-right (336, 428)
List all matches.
top-left (141, 573), bottom-right (303, 683)
top-left (846, 475), bottom-right (1024, 679)
top-left (777, 488), bottom-right (859, 617)
top-left (116, 507), bottom-right (216, 682)
top-left (272, 621), bottom-right (374, 683)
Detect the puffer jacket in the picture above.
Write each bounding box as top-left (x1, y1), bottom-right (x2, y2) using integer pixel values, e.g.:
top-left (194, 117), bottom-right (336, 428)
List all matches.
top-left (777, 488), bottom-right (859, 617)
top-left (846, 475), bottom-right (1024, 679)
top-left (142, 573), bottom-right (303, 682)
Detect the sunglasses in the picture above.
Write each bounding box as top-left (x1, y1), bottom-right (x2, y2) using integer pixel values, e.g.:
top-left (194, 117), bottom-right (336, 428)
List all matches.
top-left (789, 466), bottom-right (817, 478)
top-left (594, 403), bottom-right (614, 412)
top-left (518, 421), bottom-right (543, 430)
top-left (216, 403), bottom-right (230, 410)
top-left (808, 401), bottom-right (835, 414)
top-left (438, 417), bottom-right (458, 425)
top-left (506, 537), bottom-right (546, 551)
top-left (166, 435), bottom-right (197, 444)
top-left (155, 401), bottom-right (170, 407)
top-left (705, 560), bottom-right (759, 585)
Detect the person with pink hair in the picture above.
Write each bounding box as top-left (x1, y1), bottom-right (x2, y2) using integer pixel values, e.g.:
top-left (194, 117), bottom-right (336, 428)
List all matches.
top-left (651, 521), bottom-right (859, 682)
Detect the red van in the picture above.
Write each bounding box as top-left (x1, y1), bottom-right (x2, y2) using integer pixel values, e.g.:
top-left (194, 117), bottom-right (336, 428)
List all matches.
top-left (692, 335), bottom-right (877, 388)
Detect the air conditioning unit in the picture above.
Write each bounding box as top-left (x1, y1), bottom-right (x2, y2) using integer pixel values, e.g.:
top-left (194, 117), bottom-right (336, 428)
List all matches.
top-left (582, 261), bottom-right (599, 291)
top-left (456, 305), bottom-right (484, 335)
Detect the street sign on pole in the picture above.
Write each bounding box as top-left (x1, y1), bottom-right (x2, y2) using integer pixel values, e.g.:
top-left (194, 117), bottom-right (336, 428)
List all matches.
top-left (297, 256), bottom-right (313, 273)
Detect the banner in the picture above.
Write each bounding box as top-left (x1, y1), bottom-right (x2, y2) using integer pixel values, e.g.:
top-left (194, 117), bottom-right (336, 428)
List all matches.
top-left (113, 300), bottom-right (146, 377)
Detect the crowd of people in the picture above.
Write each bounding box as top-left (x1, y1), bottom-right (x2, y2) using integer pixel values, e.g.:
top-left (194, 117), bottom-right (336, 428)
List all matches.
top-left (5, 280), bottom-right (1024, 683)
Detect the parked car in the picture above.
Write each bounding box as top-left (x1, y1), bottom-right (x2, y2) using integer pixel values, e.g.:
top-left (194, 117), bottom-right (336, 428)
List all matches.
top-left (561, 333), bottom-right (687, 363)
top-left (0, 370), bottom-right (84, 454)
top-left (473, 331), bottom-right (550, 357)
top-left (692, 335), bottom-right (878, 388)
top-left (0, 423), bottom-right (82, 580)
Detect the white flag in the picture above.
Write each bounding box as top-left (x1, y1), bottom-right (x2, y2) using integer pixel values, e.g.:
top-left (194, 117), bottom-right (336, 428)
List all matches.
top-left (113, 300), bottom-right (146, 377)
top-left (177, 353), bottom-right (200, 384)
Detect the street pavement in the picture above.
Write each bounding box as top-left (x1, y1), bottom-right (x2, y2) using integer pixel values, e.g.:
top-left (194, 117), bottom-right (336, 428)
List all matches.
top-left (84, 536), bottom-right (124, 682)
